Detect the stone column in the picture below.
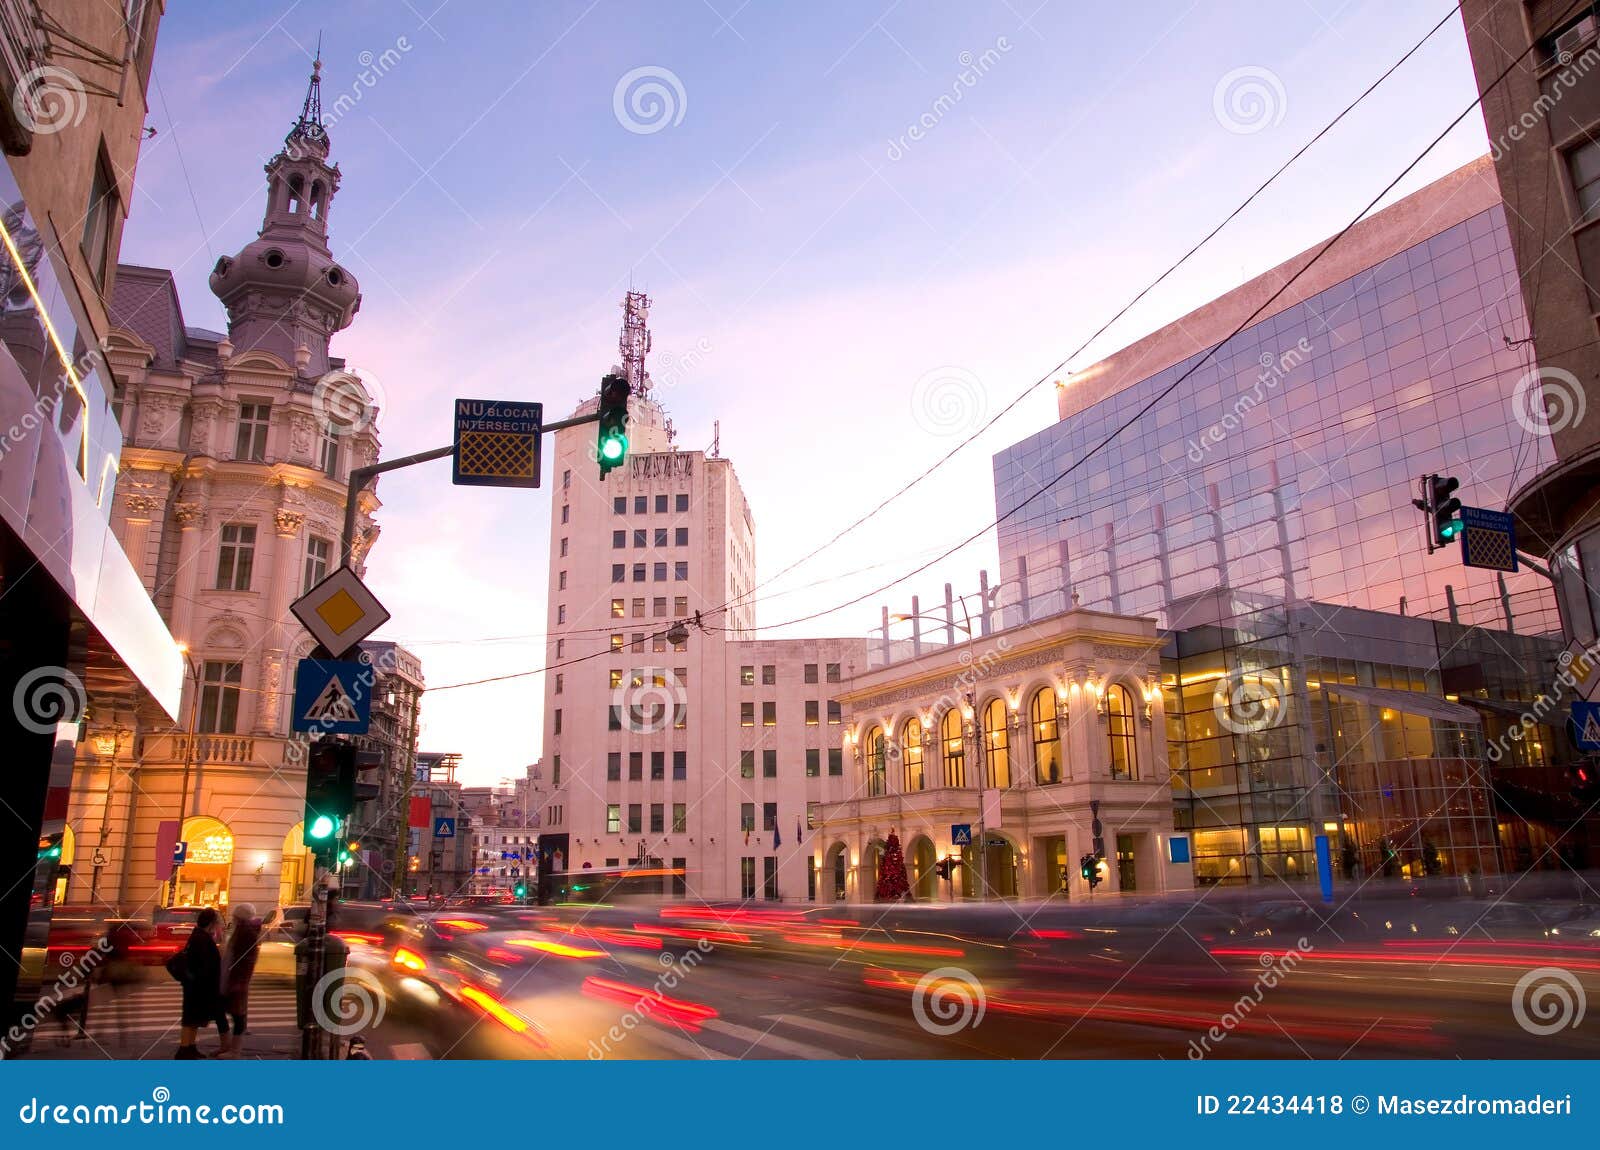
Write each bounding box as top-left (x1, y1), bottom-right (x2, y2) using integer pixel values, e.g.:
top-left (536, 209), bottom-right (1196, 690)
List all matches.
top-left (169, 501), bottom-right (205, 648)
top-left (259, 508), bottom-right (304, 734)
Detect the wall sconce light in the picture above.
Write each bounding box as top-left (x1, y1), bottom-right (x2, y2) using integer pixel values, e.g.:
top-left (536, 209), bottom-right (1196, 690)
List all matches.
top-left (92, 733), bottom-right (118, 757)
top-left (1141, 698), bottom-right (1153, 724)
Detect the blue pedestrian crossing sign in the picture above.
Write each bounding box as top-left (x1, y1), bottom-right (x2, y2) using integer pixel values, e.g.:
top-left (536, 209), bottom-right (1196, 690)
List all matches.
top-left (291, 658), bottom-right (373, 735)
top-left (951, 823), bottom-right (972, 846)
top-left (1572, 702), bottom-right (1600, 751)
top-left (434, 817), bottom-right (457, 838)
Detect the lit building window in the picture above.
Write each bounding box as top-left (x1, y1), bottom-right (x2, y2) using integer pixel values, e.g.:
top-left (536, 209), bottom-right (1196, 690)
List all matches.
top-left (1107, 684), bottom-right (1137, 780)
top-left (982, 699), bottom-right (1010, 789)
top-left (1032, 688), bottom-right (1062, 784)
top-left (902, 720), bottom-right (924, 791)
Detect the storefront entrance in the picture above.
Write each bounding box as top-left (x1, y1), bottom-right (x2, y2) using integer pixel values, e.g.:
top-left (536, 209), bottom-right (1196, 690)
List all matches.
top-left (171, 816), bottom-right (233, 907)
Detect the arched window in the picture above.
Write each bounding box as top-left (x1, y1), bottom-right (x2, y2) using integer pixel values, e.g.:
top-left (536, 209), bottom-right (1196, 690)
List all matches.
top-left (310, 181), bottom-right (324, 220)
top-left (982, 698), bottom-right (1011, 789)
top-left (902, 720), bottom-right (925, 791)
top-left (1031, 688), bottom-right (1062, 784)
top-left (1107, 684), bottom-right (1137, 780)
top-left (941, 709), bottom-right (965, 788)
top-left (865, 726), bottom-right (886, 796)
top-left (287, 174), bottom-right (304, 214)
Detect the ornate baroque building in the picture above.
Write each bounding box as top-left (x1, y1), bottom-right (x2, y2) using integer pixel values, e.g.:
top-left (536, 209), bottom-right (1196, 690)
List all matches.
top-left (66, 59), bottom-right (382, 914)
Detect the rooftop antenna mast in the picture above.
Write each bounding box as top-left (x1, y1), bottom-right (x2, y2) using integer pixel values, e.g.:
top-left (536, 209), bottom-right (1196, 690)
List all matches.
top-left (620, 289), bottom-right (652, 401)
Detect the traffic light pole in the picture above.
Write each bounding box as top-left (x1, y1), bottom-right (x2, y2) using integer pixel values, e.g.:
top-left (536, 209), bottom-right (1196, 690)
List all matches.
top-left (338, 410), bottom-right (604, 568)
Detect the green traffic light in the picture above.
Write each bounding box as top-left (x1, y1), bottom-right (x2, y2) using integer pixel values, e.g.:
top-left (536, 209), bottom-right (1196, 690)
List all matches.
top-left (308, 814), bottom-right (337, 840)
top-left (600, 433), bottom-right (627, 462)
top-left (1440, 520), bottom-right (1463, 540)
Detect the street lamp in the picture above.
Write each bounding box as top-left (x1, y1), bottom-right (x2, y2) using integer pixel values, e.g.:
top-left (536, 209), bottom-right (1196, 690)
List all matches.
top-left (168, 643), bottom-right (203, 907)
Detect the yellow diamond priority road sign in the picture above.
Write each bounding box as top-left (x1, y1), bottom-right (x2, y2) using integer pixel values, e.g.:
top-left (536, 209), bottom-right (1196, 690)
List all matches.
top-left (291, 566), bottom-right (391, 659)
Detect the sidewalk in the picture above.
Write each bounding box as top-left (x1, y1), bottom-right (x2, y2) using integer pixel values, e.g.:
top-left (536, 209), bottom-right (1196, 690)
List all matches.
top-left (17, 1031), bottom-right (300, 1060)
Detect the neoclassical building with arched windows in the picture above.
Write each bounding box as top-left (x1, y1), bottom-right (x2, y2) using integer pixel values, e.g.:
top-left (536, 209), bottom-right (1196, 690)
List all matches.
top-left (815, 604), bottom-right (1192, 902)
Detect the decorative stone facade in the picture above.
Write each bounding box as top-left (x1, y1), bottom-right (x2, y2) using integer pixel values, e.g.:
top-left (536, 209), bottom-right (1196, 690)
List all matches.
top-left (816, 606), bottom-right (1193, 902)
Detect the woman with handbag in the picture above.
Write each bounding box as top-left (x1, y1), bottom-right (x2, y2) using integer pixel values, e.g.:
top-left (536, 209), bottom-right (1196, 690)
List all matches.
top-left (219, 903), bottom-right (261, 1057)
top-left (172, 908), bottom-right (225, 1059)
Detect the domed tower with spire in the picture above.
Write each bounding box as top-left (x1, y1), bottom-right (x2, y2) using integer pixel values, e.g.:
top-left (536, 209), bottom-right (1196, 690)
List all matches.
top-left (208, 52), bottom-right (361, 379)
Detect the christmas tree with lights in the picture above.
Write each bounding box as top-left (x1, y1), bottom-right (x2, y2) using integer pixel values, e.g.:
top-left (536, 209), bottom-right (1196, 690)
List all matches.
top-left (875, 832), bottom-right (910, 901)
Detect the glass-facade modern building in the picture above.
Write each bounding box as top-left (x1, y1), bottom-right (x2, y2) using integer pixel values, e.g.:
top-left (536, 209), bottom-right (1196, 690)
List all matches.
top-left (994, 161), bottom-right (1557, 637)
top-left (990, 157), bottom-right (1578, 883)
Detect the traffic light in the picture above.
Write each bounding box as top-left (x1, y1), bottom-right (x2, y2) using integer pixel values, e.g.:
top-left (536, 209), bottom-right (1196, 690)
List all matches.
top-left (1570, 761), bottom-right (1600, 803)
top-left (1080, 853), bottom-right (1102, 890)
top-left (933, 857), bottom-right (953, 881)
top-left (303, 738), bottom-right (356, 861)
top-left (597, 372), bottom-right (630, 479)
top-left (513, 881), bottom-right (528, 902)
top-left (36, 833), bottom-right (62, 862)
top-left (1422, 474), bottom-right (1462, 547)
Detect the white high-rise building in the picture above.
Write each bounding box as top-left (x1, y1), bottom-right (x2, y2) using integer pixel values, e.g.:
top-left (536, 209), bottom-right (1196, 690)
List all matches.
top-left (541, 385), bottom-right (865, 901)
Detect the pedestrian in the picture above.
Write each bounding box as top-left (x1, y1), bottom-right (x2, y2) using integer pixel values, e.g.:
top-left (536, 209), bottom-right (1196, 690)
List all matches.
top-left (219, 903), bottom-right (261, 1057)
top-left (172, 907), bottom-right (225, 1059)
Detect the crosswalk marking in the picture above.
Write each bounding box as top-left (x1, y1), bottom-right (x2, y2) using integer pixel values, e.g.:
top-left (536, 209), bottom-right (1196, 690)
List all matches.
top-left (640, 1026), bottom-right (732, 1060)
top-left (700, 1017), bottom-right (837, 1060)
top-left (762, 1011), bottom-right (919, 1051)
top-left (70, 985), bottom-right (301, 1042)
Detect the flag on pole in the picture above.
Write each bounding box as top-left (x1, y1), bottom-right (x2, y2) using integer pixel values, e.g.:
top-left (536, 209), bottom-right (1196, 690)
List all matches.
top-left (773, 824), bottom-right (782, 849)
top-left (795, 821), bottom-right (803, 843)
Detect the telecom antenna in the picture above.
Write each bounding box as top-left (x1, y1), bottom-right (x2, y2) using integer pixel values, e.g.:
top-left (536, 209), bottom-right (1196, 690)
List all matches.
top-left (620, 289), bottom-right (652, 400)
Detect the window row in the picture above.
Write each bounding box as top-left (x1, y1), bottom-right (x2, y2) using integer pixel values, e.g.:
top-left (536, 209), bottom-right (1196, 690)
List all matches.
top-left (230, 401), bottom-right (345, 478)
top-left (614, 494), bottom-right (692, 515)
top-left (741, 747), bottom-right (845, 777)
top-left (215, 526), bottom-right (332, 594)
top-left (612, 527), bottom-right (692, 548)
top-left (860, 686), bottom-right (1139, 795)
top-left (609, 632), bottom-right (689, 653)
top-left (606, 802), bottom-right (689, 833)
top-left (740, 700), bottom-right (842, 726)
top-left (609, 562), bottom-right (690, 582)
top-left (611, 596), bottom-right (690, 619)
top-left (741, 663), bottom-right (842, 685)
top-left (606, 750), bottom-right (690, 780)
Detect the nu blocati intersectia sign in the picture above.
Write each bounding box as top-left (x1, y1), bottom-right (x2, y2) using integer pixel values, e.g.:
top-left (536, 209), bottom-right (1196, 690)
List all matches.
top-left (453, 398), bottom-right (543, 488)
